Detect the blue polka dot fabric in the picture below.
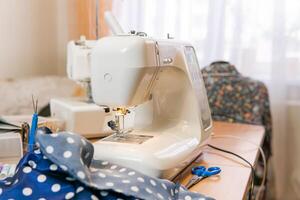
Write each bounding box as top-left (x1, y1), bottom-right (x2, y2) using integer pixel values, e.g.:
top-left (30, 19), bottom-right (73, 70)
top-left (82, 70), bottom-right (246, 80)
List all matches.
top-left (0, 128), bottom-right (214, 200)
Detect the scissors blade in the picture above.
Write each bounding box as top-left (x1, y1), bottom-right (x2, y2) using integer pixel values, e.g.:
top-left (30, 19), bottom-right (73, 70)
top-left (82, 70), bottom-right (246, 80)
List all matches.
top-left (192, 176), bottom-right (206, 186)
top-left (185, 175), bottom-right (199, 189)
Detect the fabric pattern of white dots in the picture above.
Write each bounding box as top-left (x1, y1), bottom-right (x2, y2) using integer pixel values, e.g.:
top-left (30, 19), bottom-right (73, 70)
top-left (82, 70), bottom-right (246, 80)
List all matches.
top-left (0, 128), bottom-right (214, 200)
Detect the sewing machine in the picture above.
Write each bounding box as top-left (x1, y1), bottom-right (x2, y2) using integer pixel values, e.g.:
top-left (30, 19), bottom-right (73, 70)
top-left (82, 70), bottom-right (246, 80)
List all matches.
top-left (91, 33), bottom-right (213, 179)
top-left (52, 12), bottom-right (212, 178)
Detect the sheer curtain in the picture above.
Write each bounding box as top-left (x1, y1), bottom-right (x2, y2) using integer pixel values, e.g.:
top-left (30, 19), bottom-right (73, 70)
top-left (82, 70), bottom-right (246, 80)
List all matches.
top-left (111, 0), bottom-right (300, 199)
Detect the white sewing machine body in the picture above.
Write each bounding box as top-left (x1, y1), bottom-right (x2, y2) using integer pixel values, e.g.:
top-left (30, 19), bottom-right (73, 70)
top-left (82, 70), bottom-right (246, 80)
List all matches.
top-left (50, 38), bottom-right (117, 138)
top-left (50, 98), bottom-right (113, 138)
top-left (91, 35), bottom-right (212, 179)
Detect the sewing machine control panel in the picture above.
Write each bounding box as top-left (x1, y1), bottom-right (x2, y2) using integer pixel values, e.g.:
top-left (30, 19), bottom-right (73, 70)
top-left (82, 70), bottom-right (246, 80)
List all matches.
top-left (184, 46), bottom-right (212, 130)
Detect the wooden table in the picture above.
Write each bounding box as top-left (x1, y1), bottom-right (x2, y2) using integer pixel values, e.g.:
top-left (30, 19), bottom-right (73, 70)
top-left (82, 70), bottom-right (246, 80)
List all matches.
top-left (180, 121), bottom-right (265, 200)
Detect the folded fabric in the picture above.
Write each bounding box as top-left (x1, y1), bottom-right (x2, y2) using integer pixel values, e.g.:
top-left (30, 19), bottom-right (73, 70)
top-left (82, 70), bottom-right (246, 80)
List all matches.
top-left (0, 128), bottom-right (214, 200)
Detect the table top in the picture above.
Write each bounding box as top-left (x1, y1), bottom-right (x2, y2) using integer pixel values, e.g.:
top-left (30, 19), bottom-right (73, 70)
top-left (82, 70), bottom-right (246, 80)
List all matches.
top-left (179, 121), bottom-right (265, 200)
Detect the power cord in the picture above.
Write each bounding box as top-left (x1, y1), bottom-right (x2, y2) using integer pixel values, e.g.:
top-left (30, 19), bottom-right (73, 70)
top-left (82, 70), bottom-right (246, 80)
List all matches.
top-left (209, 134), bottom-right (267, 200)
top-left (207, 144), bottom-right (255, 200)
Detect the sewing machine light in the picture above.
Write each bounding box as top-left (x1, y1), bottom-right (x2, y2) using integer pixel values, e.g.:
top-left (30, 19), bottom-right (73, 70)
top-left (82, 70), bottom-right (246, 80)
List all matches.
top-left (115, 107), bottom-right (130, 116)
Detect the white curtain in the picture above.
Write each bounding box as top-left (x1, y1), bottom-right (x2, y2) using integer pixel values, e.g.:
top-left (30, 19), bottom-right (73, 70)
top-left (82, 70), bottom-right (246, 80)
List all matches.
top-left (112, 0), bottom-right (300, 199)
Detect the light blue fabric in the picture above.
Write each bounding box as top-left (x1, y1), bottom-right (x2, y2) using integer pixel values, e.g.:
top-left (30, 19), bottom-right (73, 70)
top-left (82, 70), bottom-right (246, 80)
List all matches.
top-left (0, 128), bottom-right (214, 200)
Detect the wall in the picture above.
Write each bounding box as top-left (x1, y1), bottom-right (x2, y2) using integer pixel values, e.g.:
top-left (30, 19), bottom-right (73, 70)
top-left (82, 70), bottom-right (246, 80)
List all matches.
top-left (0, 0), bottom-right (114, 79)
top-left (67, 0), bottom-right (112, 40)
top-left (0, 0), bottom-right (69, 78)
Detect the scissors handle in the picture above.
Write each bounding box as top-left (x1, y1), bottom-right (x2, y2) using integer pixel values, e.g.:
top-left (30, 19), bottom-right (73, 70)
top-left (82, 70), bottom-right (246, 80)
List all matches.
top-left (191, 166), bottom-right (206, 176)
top-left (202, 167), bottom-right (221, 177)
top-left (192, 166), bottom-right (221, 177)
top-left (28, 113), bottom-right (38, 152)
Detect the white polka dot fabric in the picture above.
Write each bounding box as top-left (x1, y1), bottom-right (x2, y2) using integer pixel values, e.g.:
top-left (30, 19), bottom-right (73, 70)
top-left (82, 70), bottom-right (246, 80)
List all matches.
top-left (0, 128), bottom-right (214, 200)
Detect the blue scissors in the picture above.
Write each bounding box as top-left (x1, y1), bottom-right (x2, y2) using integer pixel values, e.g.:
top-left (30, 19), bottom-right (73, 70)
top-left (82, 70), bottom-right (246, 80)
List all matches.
top-left (185, 166), bottom-right (221, 189)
